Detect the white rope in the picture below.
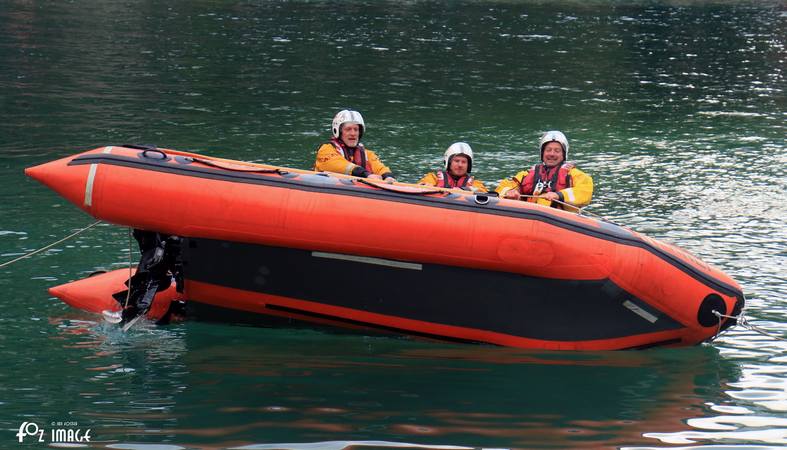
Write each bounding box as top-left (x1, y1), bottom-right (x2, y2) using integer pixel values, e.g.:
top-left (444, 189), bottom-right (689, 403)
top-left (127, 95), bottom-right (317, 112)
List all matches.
top-left (713, 310), bottom-right (787, 342)
top-left (124, 227), bottom-right (133, 309)
top-left (518, 194), bottom-right (610, 221)
top-left (0, 221), bottom-right (103, 269)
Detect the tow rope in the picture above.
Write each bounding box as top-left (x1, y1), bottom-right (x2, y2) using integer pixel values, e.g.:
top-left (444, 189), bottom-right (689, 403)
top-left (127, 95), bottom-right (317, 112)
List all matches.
top-left (713, 310), bottom-right (786, 342)
top-left (0, 221), bottom-right (103, 269)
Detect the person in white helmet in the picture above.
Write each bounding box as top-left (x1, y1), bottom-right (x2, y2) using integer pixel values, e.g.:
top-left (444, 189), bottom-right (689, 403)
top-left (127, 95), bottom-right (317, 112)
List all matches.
top-left (418, 142), bottom-right (487, 192)
top-left (314, 109), bottom-right (396, 182)
top-left (495, 131), bottom-right (593, 212)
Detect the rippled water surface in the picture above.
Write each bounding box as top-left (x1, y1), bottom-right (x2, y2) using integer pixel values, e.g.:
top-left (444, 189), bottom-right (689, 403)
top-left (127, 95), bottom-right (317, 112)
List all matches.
top-left (1, 1), bottom-right (785, 449)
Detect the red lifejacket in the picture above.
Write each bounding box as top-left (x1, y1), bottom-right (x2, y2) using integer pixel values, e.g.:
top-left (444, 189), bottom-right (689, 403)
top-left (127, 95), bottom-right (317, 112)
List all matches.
top-left (518, 163), bottom-right (572, 197)
top-left (330, 138), bottom-right (373, 172)
top-left (436, 170), bottom-right (474, 190)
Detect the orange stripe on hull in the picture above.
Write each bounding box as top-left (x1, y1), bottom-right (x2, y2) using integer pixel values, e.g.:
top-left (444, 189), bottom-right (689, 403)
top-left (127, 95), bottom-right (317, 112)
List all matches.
top-left (186, 280), bottom-right (706, 351)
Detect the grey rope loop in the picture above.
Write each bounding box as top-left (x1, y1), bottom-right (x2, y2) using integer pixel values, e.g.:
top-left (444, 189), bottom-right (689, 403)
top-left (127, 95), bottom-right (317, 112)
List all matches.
top-left (713, 310), bottom-right (787, 342)
top-left (0, 221), bottom-right (103, 269)
top-left (125, 227), bottom-right (133, 308)
top-left (518, 194), bottom-right (609, 221)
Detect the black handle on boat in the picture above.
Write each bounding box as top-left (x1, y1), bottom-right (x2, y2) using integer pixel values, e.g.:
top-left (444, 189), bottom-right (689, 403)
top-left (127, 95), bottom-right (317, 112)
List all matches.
top-left (121, 143), bottom-right (158, 151)
top-left (474, 194), bottom-right (492, 205)
top-left (141, 148), bottom-right (169, 160)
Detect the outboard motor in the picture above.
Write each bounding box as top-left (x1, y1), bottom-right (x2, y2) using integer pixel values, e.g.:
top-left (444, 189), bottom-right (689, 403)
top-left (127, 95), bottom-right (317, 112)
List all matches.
top-left (113, 229), bottom-right (183, 327)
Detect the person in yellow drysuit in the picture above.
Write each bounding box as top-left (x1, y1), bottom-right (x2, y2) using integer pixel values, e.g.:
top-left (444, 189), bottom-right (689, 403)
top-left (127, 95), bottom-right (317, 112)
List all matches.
top-left (495, 131), bottom-right (593, 212)
top-left (314, 109), bottom-right (396, 182)
top-left (418, 142), bottom-right (488, 192)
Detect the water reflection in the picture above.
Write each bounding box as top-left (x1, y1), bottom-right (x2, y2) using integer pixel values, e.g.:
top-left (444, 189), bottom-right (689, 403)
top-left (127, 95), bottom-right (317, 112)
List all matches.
top-left (32, 321), bottom-right (783, 449)
top-left (44, 317), bottom-right (189, 444)
top-left (108, 326), bottom-right (738, 449)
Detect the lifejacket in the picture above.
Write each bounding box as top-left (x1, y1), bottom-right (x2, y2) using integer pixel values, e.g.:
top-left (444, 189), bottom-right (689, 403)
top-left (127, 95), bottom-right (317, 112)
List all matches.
top-left (329, 138), bottom-right (373, 173)
top-left (518, 163), bottom-right (572, 198)
top-left (436, 170), bottom-right (474, 190)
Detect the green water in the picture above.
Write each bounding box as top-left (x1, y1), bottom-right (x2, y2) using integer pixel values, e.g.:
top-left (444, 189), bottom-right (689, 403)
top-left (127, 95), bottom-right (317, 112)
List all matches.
top-left (1, 1), bottom-right (785, 448)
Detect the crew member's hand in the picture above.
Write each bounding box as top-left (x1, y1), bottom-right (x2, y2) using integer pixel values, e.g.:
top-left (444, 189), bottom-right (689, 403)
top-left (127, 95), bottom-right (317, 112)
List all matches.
top-left (504, 190), bottom-right (520, 200)
top-left (384, 177), bottom-right (396, 184)
top-left (541, 192), bottom-right (559, 201)
top-left (367, 174), bottom-right (383, 180)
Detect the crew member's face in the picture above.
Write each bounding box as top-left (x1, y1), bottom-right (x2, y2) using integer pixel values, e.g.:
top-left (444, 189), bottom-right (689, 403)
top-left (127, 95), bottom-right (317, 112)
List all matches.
top-left (448, 155), bottom-right (469, 177)
top-left (542, 142), bottom-right (564, 167)
top-left (341, 124), bottom-right (360, 147)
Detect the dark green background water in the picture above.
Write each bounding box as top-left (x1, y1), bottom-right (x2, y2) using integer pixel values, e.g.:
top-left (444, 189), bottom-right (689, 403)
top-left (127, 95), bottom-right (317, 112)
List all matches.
top-left (1, 1), bottom-right (785, 448)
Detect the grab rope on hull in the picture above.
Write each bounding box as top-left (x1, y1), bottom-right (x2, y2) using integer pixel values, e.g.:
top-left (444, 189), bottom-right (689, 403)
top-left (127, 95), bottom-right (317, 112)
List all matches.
top-left (518, 194), bottom-right (612, 222)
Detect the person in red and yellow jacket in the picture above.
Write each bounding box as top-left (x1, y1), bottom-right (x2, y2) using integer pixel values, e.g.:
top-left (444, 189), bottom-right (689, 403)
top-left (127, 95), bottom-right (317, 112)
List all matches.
top-left (495, 131), bottom-right (593, 212)
top-left (418, 142), bottom-right (488, 192)
top-left (314, 109), bottom-right (396, 182)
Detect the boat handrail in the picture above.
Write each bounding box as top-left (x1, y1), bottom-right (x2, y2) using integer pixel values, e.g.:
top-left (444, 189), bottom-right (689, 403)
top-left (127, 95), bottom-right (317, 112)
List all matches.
top-left (356, 178), bottom-right (446, 196)
top-left (190, 156), bottom-right (289, 175)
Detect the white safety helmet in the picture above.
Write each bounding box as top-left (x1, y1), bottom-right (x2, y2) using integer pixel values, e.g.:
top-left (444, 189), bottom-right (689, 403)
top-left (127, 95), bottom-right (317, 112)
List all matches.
top-left (443, 142), bottom-right (474, 173)
top-left (539, 130), bottom-right (569, 161)
top-left (332, 109), bottom-right (365, 140)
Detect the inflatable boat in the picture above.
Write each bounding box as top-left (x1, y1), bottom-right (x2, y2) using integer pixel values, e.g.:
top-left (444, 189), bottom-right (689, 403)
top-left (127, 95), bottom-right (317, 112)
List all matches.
top-left (28, 145), bottom-right (744, 350)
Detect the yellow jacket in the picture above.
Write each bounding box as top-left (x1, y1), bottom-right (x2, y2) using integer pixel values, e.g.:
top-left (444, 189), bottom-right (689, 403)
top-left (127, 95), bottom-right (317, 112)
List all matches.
top-left (314, 142), bottom-right (393, 178)
top-left (495, 165), bottom-right (593, 211)
top-left (418, 171), bottom-right (488, 193)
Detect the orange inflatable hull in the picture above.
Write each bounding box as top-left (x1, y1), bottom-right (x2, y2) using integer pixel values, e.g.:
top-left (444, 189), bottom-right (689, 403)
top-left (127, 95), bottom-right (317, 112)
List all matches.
top-left (27, 146), bottom-right (744, 350)
top-left (48, 268), bottom-right (182, 322)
